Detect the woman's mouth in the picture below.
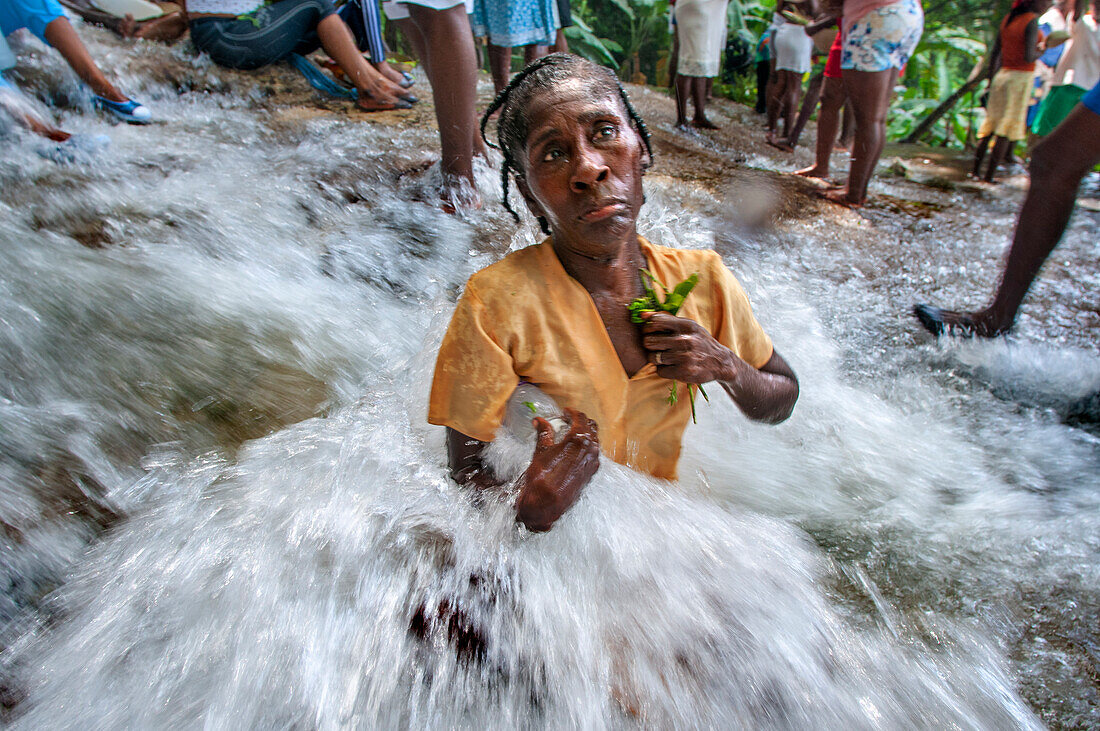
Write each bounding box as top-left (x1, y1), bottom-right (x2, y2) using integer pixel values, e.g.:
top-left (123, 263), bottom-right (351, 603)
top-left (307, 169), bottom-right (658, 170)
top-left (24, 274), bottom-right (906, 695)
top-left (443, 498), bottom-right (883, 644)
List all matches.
top-left (580, 201), bottom-right (627, 222)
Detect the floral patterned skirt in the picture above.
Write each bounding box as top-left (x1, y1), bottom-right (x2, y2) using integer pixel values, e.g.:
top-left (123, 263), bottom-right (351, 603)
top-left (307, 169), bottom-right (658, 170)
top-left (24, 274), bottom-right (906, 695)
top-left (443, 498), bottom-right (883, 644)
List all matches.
top-left (841, 0), bottom-right (923, 72)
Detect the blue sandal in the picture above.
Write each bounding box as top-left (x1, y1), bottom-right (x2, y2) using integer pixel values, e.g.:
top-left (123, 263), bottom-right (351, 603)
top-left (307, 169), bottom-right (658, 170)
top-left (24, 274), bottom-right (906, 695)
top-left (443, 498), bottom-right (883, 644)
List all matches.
top-left (93, 95), bottom-right (152, 124)
top-left (288, 53), bottom-right (357, 100)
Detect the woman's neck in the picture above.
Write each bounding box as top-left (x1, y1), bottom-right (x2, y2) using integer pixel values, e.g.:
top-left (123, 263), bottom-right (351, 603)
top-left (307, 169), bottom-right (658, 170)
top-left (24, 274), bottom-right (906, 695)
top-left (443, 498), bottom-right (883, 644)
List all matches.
top-left (552, 230), bottom-right (646, 299)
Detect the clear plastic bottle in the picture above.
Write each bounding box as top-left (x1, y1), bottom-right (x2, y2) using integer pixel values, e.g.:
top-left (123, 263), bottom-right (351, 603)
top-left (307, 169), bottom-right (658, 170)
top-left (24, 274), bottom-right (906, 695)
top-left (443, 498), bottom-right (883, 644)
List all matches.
top-left (503, 383), bottom-right (569, 443)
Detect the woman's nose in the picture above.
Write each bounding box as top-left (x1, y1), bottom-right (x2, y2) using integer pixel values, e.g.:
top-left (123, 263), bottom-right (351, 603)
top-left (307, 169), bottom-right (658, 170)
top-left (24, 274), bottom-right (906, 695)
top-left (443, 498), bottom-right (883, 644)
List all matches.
top-left (570, 147), bottom-right (610, 191)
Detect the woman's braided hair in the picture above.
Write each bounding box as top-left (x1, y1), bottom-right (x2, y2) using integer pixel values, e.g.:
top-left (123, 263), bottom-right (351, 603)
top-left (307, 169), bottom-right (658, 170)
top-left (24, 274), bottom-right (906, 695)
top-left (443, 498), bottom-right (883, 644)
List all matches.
top-left (480, 53), bottom-right (654, 235)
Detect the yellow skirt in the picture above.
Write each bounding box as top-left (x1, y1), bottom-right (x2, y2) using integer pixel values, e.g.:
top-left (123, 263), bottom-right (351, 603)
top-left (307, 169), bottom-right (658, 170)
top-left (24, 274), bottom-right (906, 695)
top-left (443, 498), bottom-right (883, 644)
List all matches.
top-left (978, 68), bottom-right (1036, 141)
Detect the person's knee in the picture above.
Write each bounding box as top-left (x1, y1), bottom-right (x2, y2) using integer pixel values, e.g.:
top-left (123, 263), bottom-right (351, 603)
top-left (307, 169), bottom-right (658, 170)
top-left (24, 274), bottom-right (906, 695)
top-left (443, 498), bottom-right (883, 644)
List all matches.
top-left (1029, 137), bottom-right (1083, 188)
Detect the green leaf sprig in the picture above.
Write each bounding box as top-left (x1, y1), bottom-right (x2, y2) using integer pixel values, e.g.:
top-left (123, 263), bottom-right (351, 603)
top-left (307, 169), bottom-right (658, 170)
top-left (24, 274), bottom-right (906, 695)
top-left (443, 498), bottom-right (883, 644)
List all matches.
top-left (627, 269), bottom-right (709, 423)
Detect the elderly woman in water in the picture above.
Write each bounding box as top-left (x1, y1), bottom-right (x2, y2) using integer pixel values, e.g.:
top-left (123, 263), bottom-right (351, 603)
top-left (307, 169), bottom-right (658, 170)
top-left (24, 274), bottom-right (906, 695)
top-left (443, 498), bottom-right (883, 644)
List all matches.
top-left (428, 53), bottom-right (799, 532)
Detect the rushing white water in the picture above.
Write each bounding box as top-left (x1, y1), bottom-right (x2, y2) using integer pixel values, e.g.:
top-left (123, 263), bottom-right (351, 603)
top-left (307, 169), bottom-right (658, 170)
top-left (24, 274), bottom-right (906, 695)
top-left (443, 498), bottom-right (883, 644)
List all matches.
top-left (2, 20), bottom-right (1099, 728)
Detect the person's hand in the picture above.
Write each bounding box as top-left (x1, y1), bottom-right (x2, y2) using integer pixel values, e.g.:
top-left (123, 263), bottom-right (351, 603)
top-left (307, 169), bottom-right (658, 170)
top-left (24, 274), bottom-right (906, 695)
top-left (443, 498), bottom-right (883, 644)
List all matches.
top-left (640, 311), bottom-right (736, 385)
top-left (514, 408), bottom-right (599, 532)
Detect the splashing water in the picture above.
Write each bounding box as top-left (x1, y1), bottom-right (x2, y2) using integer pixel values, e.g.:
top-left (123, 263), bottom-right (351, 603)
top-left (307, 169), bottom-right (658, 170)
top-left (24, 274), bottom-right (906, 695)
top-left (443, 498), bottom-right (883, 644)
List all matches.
top-left (2, 21), bottom-right (1099, 728)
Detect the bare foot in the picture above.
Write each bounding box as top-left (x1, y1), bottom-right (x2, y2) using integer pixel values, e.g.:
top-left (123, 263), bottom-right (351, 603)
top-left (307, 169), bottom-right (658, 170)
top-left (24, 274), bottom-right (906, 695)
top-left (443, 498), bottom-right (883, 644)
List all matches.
top-left (819, 187), bottom-right (863, 207)
top-left (912, 304), bottom-right (1008, 338)
top-left (355, 92), bottom-right (412, 112)
top-left (322, 60), bottom-right (410, 105)
top-left (118, 13), bottom-right (138, 38)
top-left (794, 165), bottom-right (829, 179)
top-left (132, 12), bottom-right (187, 42)
top-left (693, 117), bottom-right (719, 130)
top-left (440, 177), bottom-right (483, 214)
top-left (675, 120), bottom-right (691, 130)
top-left (373, 60), bottom-right (409, 88)
top-left (767, 136), bottom-right (794, 152)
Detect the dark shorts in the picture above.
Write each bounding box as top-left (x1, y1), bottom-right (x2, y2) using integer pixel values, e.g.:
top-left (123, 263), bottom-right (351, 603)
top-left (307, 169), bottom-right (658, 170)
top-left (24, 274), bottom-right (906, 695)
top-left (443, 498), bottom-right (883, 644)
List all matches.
top-left (1084, 80), bottom-right (1100, 116)
top-left (555, 0), bottom-right (571, 29)
top-left (189, 0), bottom-right (337, 70)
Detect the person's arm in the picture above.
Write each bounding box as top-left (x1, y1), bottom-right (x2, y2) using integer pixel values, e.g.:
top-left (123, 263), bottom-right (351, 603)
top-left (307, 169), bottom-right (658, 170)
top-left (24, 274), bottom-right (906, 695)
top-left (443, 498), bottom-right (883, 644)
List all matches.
top-left (1025, 18), bottom-right (1043, 63)
top-left (986, 31), bottom-right (1003, 78)
top-left (805, 14), bottom-right (839, 36)
top-left (640, 311), bottom-right (799, 424)
top-left (446, 407), bottom-right (600, 532)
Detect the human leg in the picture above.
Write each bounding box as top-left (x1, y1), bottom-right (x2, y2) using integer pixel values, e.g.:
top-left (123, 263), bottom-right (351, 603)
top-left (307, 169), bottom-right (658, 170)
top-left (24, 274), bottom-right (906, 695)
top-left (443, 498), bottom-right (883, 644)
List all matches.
top-left (315, 13), bottom-right (408, 108)
top-left (983, 134), bottom-right (1011, 183)
top-left (765, 61), bottom-right (784, 132)
top-left (971, 135), bottom-right (992, 177)
top-left (488, 43), bottom-right (511, 93)
top-left (343, 0), bottom-right (410, 86)
top-left (778, 69), bottom-right (804, 141)
top-left (831, 67), bottom-right (898, 205)
top-left (837, 101), bottom-right (853, 149)
top-left (551, 28), bottom-right (568, 52)
top-left (523, 43), bottom-right (546, 64)
top-left (755, 59), bottom-right (769, 113)
top-left (42, 17), bottom-right (127, 102)
top-left (692, 76), bottom-right (717, 128)
top-left (781, 69), bottom-right (823, 149)
top-left (796, 73), bottom-right (843, 178)
top-left (675, 73), bottom-right (691, 127)
top-left (406, 2), bottom-right (480, 202)
top-left (914, 102), bottom-right (1100, 336)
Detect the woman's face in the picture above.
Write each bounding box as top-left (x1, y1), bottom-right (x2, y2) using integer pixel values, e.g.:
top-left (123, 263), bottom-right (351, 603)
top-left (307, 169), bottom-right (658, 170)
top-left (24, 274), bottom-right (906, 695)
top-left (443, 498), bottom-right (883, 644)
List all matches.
top-left (517, 78), bottom-right (649, 257)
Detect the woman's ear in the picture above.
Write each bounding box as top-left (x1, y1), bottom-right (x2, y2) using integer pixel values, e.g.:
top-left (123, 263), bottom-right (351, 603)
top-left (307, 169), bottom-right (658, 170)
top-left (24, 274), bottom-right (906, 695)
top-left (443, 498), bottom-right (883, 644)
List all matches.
top-left (516, 175), bottom-right (547, 221)
top-left (634, 129), bottom-right (652, 171)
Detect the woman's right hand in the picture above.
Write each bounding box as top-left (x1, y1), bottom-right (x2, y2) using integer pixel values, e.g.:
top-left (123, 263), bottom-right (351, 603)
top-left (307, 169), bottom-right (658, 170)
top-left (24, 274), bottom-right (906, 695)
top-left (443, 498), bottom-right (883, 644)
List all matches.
top-left (514, 408), bottom-right (600, 532)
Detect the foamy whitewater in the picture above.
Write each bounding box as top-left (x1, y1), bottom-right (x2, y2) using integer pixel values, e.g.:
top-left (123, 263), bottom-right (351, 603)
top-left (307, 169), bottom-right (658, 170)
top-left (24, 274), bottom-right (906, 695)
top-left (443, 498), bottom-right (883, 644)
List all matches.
top-left (1, 19), bottom-right (1098, 728)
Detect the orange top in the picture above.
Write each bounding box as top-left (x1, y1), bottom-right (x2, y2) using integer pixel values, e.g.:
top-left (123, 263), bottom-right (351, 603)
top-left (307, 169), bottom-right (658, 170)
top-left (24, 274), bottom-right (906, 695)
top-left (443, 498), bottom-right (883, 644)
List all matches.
top-left (428, 237), bottom-right (774, 480)
top-left (1001, 12), bottom-right (1040, 71)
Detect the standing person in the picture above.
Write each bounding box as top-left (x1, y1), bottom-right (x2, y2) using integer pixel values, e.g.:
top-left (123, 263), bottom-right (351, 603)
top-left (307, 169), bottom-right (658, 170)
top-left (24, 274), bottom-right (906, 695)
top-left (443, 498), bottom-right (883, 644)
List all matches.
top-left (184, 0), bottom-right (414, 111)
top-left (1, 0), bottom-right (151, 123)
top-left (470, 0), bottom-right (557, 94)
top-left (385, 0), bottom-right (481, 210)
top-left (821, 0), bottom-right (922, 206)
top-left (914, 80), bottom-right (1100, 338)
top-left (970, 0), bottom-right (1051, 183)
top-left (795, 24), bottom-right (854, 177)
top-left (1032, 0), bottom-right (1099, 135)
top-left (1028, 0), bottom-right (1069, 125)
top-left (766, 0), bottom-right (814, 143)
top-left (674, 0), bottom-right (729, 128)
top-left (753, 24), bottom-right (774, 113)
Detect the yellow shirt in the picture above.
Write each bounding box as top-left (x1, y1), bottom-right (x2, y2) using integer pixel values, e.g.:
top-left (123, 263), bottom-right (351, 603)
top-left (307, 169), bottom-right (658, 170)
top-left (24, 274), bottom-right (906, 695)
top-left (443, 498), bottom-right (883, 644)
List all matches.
top-left (428, 237), bottom-right (774, 480)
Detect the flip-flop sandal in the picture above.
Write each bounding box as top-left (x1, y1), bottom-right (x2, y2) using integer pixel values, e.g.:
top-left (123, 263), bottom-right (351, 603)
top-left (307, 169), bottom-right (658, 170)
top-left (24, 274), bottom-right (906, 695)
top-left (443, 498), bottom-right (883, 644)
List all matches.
top-left (288, 53), bottom-right (357, 100)
top-left (93, 95), bottom-right (152, 124)
top-left (356, 95), bottom-right (412, 112)
top-left (314, 56), bottom-right (415, 103)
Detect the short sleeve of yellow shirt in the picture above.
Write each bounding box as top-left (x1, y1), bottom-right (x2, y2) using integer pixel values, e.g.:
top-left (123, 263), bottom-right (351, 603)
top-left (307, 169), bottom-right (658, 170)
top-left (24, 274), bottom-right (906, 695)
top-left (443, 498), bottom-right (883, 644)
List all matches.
top-left (428, 237), bottom-right (773, 480)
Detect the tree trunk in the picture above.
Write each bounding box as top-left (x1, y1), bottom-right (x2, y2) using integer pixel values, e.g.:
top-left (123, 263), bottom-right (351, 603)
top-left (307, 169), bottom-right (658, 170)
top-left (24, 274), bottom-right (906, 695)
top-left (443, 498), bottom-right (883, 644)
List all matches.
top-left (902, 74), bottom-right (986, 144)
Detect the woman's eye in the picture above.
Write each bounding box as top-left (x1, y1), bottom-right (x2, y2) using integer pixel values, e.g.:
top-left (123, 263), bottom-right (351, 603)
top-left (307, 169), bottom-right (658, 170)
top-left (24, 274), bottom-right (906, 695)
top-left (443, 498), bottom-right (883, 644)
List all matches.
top-left (594, 124), bottom-right (617, 140)
top-left (542, 148), bottom-right (564, 162)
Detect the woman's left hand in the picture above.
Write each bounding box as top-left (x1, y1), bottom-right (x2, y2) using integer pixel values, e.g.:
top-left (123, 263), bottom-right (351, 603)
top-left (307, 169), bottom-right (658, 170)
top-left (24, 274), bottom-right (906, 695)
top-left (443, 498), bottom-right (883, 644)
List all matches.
top-left (640, 311), bottom-right (736, 384)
